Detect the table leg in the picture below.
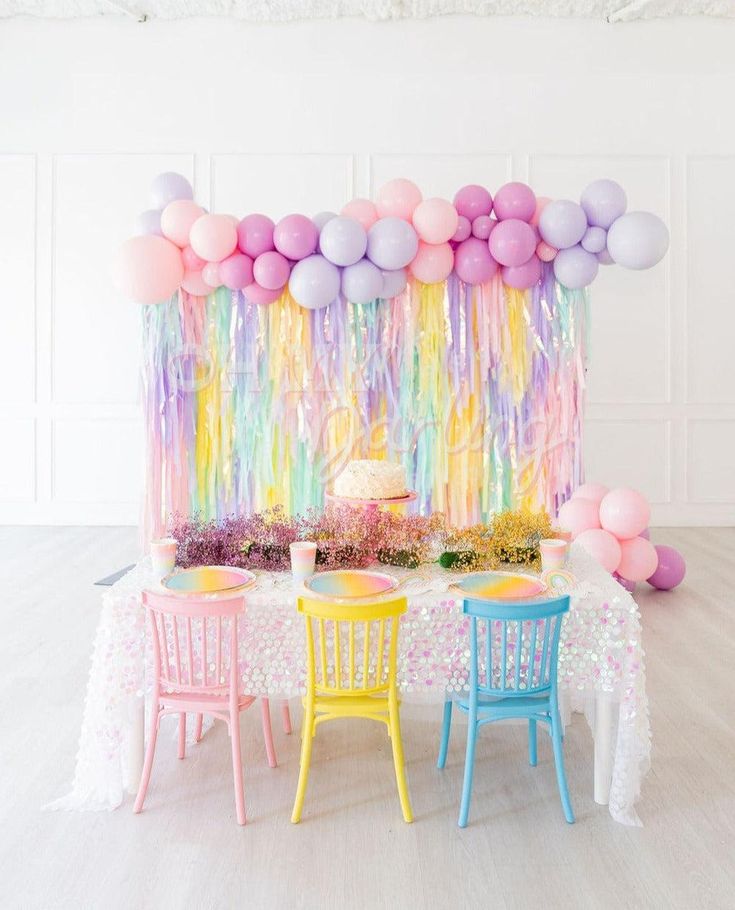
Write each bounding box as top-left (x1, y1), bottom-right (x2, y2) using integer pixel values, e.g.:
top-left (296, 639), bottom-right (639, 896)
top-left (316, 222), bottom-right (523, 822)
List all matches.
top-left (594, 694), bottom-right (613, 805)
top-left (126, 695), bottom-right (145, 795)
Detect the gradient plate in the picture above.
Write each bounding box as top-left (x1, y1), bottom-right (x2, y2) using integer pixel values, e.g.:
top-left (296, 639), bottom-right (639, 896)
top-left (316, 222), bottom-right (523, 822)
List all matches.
top-left (450, 571), bottom-right (546, 601)
top-left (162, 566), bottom-right (256, 595)
top-left (304, 569), bottom-right (398, 599)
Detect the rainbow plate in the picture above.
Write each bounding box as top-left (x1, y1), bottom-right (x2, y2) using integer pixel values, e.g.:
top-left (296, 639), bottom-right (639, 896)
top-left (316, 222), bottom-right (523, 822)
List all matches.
top-left (304, 569), bottom-right (398, 599)
top-left (162, 566), bottom-right (256, 596)
top-left (450, 571), bottom-right (546, 601)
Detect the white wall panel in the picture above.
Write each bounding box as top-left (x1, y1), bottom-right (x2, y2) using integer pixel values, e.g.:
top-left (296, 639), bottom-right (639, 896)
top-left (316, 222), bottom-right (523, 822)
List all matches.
top-left (687, 420), bottom-right (735, 504)
top-left (584, 419), bottom-right (671, 504)
top-left (370, 154), bottom-right (512, 199)
top-left (0, 419), bottom-right (35, 502)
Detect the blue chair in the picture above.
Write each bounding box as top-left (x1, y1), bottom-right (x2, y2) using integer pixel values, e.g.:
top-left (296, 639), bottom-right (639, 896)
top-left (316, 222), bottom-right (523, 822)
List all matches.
top-left (437, 594), bottom-right (574, 827)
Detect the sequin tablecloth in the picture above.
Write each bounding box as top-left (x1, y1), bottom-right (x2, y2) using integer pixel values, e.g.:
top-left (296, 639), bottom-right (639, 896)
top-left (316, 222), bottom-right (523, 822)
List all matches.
top-left (50, 544), bottom-right (650, 825)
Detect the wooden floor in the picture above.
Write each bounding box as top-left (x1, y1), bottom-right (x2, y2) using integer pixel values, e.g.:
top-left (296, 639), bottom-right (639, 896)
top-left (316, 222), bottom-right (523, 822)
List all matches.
top-left (1, 526), bottom-right (733, 910)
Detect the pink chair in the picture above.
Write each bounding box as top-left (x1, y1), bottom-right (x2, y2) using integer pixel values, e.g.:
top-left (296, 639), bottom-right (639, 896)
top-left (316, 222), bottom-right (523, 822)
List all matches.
top-left (133, 589), bottom-right (277, 825)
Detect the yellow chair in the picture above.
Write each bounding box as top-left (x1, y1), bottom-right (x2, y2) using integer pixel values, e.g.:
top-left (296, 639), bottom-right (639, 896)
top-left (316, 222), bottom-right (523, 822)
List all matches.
top-left (290, 594), bottom-right (413, 824)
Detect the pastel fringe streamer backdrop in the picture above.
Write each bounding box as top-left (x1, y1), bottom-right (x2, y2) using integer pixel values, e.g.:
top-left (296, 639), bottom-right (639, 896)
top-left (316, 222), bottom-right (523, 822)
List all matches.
top-left (121, 172), bottom-right (669, 539)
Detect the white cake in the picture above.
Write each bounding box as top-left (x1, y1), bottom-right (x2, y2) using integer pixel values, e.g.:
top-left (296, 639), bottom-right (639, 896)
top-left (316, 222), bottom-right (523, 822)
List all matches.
top-left (333, 460), bottom-right (407, 500)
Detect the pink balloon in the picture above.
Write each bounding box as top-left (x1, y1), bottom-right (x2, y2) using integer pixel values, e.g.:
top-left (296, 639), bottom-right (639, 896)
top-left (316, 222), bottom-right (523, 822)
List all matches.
top-left (253, 250), bottom-right (291, 290)
top-left (493, 182), bottom-right (537, 222)
top-left (160, 200), bottom-right (205, 248)
top-left (453, 184), bottom-right (493, 221)
top-left (181, 269), bottom-right (212, 297)
top-left (202, 262), bottom-right (221, 288)
top-left (531, 196), bottom-right (552, 227)
top-left (375, 178), bottom-right (422, 221)
top-left (576, 528), bottom-right (622, 574)
top-left (237, 214), bottom-right (275, 258)
top-left (617, 536), bottom-right (659, 582)
top-left (471, 215), bottom-right (494, 240)
top-left (115, 235), bottom-right (183, 305)
top-left (646, 544), bottom-right (686, 590)
top-left (536, 241), bottom-right (558, 263)
top-left (557, 497), bottom-right (601, 539)
top-left (572, 482), bottom-right (610, 505)
top-left (182, 245), bottom-right (206, 272)
top-left (273, 214), bottom-right (318, 261)
top-left (409, 241), bottom-right (454, 284)
top-left (341, 198), bottom-right (379, 231)
top-left (412, 198), bottom-right (459, 245)
top-left (190, 214), bottom-right (238, 263)
top-left (599, 487), bottom-right (650, 540)
top-left (451, 216), bottom-right (472, 243)
top-left (502, 255), bottom-right (541, 290)
top-left (639, 527), bottom-right (651, 540)
top-left (219, 252), bottom-right (254, 291)
top-left (244, 282), bottom-right (282, 306)
top-left (454, 237), bottom-right (498, 285)
top-left (488, 219), bottom-right (537, 267)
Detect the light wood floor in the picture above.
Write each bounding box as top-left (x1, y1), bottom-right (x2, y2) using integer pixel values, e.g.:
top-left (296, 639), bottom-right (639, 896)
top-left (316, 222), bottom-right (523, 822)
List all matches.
top-left (1, 526), bottom-right (733, 910)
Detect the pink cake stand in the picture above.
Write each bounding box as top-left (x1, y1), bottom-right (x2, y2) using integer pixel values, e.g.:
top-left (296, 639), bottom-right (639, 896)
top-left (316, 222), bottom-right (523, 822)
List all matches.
top-left (325, 490), bottom-right (418, 514)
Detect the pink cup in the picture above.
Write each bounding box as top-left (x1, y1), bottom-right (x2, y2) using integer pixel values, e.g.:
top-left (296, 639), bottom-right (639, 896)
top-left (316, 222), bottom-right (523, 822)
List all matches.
top-left (151, 537), bottom-right (177, 577)
top-left (290, 541), bottom-right (317, 583)
top-left (540, 538), bottom-right (569, 572)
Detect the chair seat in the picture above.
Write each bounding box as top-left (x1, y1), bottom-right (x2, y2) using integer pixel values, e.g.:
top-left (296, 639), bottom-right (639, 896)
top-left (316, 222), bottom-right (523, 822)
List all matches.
top-left (455, 692), bottom-right (551, 717)
top-left (160, 691), bottom-right (256, 714)
top-left (312, 694), bottom-right (390, 717)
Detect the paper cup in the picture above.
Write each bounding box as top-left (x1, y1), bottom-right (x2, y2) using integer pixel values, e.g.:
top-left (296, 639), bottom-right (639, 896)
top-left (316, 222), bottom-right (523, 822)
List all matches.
top-left (290, 541), bottom-right (317, 583)
top-left (540, 538), bottom-right (569, 572)
top-left (151, 537), bottom-right (177, 577)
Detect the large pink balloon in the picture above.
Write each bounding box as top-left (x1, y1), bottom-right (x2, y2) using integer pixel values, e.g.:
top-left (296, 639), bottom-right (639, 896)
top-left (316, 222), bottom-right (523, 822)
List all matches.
top-left (219, 252), bottom-right (253, 291)
top-left (646, 545), bottom-right (686, 590)
top-left (273, 214), bottom-right (319, 261)
top-left (454, 237), bottom-right (498, 285)
top-left (557, 497), bottom-right (601, 539)
top-left (493, 182), bottom-right (537, 222)
top-left (190, 214), bottom-right (238, 263)
top-left (412, 198), bottom-right (459, 245)
top-left (572, 482), bottom-right (610, 505)
top-left (599, 487), bottom-right (650, 540)
top-left (617, 536), bottom-right (658, 582)
top-left (501, 255), bottom-right (541, 290)
top-left (253, 250), bottom-right (291, 290)
top-left (244, 282), bottom-right (281, 306)
top-left (489, 219), bottom-right (537, 267)
top-left (115, 235), bottom-right (183, 305)
top-left (409, 241), bottom-right (454, 284)
top-left (576, 528), bottom-right (622, 574)
top-left (160, 200), bottom-right (205, 248)
top-left (453, 185), bottom-right (493, 221)
top-left (237, 214), bottom-right (275, 258)
top-left (341, 198), bottom-right (379, 231)
top-left (181, 269), bottom-right (212, 297)
top-left (375, 179), bottom-right (422, 221)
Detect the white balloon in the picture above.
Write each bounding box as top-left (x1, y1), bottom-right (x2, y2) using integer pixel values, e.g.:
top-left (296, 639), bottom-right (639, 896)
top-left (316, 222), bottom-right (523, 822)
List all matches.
top-left (607, 211), bottom-right (669, 270)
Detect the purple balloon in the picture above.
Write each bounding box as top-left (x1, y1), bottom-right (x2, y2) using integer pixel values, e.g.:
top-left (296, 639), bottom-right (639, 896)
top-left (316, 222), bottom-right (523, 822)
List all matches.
top-left (135, 209), bottom-right (163, 237)
top-left (313, 211), bottom-right (337, 232)
top-left (319, 215), bottom-right (367, 267)
top-left (647, 545), bottom-right (686, 590)
top-left (553, 245), bottom-right (599, 289)
top-left (502, 255), bottom-right (542, 290)
top-left (342, 258), bottom-right (383, 304)
top-left (613, 572), bottom-right (637, 594)
top-left (581, 226), bottom-right (607, 254)
top-left (288, 254), bottom-right (341, 310)
top-left (597, 248), bottom-right (615, 265)
top-left (472, 215), bottom-right (494, 240)
top-left (238, 214), bottom-right (275, 259)
top-left (253, 250), bottom-right (291, 290)
top-left (219, 252), bottom-right (254, 290)
top-left (454, 237), bottom-right (498, 285)
top-left (581, 179), bottom-right (627, 229)
top-left (366, 217), bottom-right (419, 271)
top-left (639, 527), bottom-right (651, 540)
top-left (150, 172), bottom-right (193, 210)
top-left (539, 200), bottom-right (588, 250)
top-left (380, 268), bottom-right (408, 298)
top-left (451, 215), bottom-right (472, 243)
top-left (453, 185), bottom-right (493, 221)
top-left (274, 214), bottom-right (318, 261)
top-left (488, 219), bottom-right (537, 267)
top-left (493, 182), bottom-right (536, 222)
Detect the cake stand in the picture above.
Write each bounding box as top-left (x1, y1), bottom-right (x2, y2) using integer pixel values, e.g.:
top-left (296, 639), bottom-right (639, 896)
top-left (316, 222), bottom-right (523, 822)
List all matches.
top-left (325, 490), bottom-right (418, 515)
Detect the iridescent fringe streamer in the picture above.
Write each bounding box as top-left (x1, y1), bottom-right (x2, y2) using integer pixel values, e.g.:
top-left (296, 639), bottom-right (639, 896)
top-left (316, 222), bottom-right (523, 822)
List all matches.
top-left (142, 263), bottom-right (588, 540)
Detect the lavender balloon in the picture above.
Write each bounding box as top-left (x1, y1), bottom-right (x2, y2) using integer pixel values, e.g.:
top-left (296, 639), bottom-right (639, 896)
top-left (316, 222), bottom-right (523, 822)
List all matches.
top-left (313, 211), bottom-right (337, 232)
top-left (319, 216), bottom-right (368, 267)
top-left (150, 172), bottom-right (193, 210)
top-left (581, 179), bottom-right (627, 229)
top-left (341, 258), bottom-right (383, 304)
top-left (289, 254), bottom-right (341, 310)
top-left (380, 268), bottom-right (408, 298)
top-left (539, 200), bottom-right (588, 250)
top-left (366, 217), bottom-right (419, 271)
top-left (597, 248), bottom-right (615, 265)
top-left (581, 226), bottom-right (607, 254)
top-left (553, 245), bottom-right (599, 289)
top-left (606, 211), bottom-right (669, 270)
top-left (135, 209), bottom-right (163, 237)
top-left (646, 545), bottom-right (686, 590)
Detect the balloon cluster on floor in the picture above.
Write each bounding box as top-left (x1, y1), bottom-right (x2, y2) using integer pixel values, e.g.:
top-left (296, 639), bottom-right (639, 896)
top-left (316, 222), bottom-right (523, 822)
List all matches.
top-left (116, 171), bottom-right (670, 306)
top-left (558, 484), bottom-right (686, 591)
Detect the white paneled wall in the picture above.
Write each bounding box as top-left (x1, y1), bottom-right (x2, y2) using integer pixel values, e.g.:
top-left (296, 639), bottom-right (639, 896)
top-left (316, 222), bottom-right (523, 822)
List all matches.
top-left (1, 15), bottom-right (733, 526)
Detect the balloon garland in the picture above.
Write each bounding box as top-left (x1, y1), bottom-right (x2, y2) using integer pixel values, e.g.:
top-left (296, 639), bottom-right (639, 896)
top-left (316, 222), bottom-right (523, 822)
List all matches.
top-left (116, 172), bottom-right (669, 307)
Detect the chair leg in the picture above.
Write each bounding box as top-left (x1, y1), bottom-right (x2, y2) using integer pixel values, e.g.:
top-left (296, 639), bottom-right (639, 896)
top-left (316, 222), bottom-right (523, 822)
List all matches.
top-left (528, 718), bottom-right (538, 767)
top-left (291, 706), bottom-right (315, 824)
top-left (177, 713), bottom-right (186, 759)
top-left (260, 698), bottom-right (278, 768)
top-left (134, 699), bottom-right (160, 814)
top-left (389, 697), bottom-right (413, 823)
top-left (437, 699), bottom-right (452, 769)
top-left (194, 714), bottom-right (203, 743)
top-left (230, 709), bottom-right (246, 826)
top-left (281, 700), bottom-right (292, 734)
top-left (458, 718), bottom-right (478, 828)
top-left (551, 711), bottom-right (575, 824)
